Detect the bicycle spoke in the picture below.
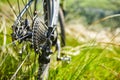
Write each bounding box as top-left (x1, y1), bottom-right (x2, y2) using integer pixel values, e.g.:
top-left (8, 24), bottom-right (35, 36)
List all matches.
top-left (0, 34), bottom-right (30, 49)
top-left (17, 0), bottom-right (20, 15)
top-left (7, 0), bottom-right (17, 18)
top-left (25, 0), bottom-right (28, 19)
top-left (29, 1), bottom-right (33, 17)
top-left (0, 12), bottom-right (14, 22)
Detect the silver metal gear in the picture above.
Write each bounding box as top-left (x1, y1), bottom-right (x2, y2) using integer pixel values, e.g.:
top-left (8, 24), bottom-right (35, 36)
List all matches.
top-left (32, 17), bottom-right (48, 53)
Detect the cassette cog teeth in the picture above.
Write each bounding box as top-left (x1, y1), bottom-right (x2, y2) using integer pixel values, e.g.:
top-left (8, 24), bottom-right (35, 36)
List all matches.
top-left (32, 17), bottom-right (47, 53)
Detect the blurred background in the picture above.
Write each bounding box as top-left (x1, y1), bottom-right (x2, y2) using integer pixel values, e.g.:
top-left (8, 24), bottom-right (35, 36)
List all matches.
top-left (0, 0), bottom-right (120, 80)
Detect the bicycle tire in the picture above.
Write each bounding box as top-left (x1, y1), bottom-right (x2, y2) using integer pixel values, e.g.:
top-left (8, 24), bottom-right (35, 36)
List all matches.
top-left (59, 7), bottom-right (66, 47)
top-left (35, 2), bottom-right (66, 80)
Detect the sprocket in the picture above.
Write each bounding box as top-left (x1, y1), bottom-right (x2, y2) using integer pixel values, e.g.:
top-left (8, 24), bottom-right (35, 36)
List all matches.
top-left (32, 17), bottom-right (48, 53)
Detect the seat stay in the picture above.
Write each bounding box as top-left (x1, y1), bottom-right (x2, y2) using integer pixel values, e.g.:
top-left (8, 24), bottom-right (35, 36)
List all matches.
top-left (49, 0), bottom-right (60, 28)
top-left (14, 0), bottom-right (34, 25)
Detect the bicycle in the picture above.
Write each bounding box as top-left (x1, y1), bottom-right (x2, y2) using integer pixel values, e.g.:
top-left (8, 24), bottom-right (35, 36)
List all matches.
top-left (7, 0), bottom-right (70, 79)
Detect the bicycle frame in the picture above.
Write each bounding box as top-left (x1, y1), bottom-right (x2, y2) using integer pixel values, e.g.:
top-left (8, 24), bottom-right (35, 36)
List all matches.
top-left (14, 0), bottom-right (60, 30)
top-left (50, 0), bottom-right (60, 28)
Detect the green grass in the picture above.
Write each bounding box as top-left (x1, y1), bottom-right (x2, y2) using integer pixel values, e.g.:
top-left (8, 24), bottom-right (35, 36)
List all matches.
top-left (49, 41), bottom-right (120, 80)
top-left (1, 0), bottom-right (120, 80)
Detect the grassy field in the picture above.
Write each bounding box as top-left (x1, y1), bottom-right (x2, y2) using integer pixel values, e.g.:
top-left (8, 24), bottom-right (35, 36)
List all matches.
top-left (49, 23), bottom-right (120, 80)
top-left (1, 0), bottom-right (120, 80)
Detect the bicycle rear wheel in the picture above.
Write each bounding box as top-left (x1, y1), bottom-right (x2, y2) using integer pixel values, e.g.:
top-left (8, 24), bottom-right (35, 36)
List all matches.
top-left (35, 2), bottom-right (66, 80)
top-left (7, 0), bottom-right (50, 79)
top-left (59, 7), bottom-right (66, 47)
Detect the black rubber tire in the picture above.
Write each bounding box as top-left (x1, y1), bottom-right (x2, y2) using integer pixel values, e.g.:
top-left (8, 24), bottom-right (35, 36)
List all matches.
top-left (59, 7), bottom-right (66, 47)
top-left (37, 58), bottom-right (50, 80)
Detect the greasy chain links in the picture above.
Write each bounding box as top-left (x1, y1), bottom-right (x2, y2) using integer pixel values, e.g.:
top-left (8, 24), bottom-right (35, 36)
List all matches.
top-left (32, 17), bottom-right (48, 53)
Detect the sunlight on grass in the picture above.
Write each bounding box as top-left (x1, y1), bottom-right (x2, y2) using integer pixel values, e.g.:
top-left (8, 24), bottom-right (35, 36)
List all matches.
top-left (49, 40), bottom-right (120, 80)
top-left (1, 0), bottom-right (120, 80)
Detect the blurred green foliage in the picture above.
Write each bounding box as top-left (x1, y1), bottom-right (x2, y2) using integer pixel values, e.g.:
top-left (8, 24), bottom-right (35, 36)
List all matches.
top-left (65, 0), bottom-right (120, 25)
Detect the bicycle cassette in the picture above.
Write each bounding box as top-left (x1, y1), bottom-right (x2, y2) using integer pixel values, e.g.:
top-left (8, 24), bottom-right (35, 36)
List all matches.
top-left (32, 17), bottom-right (48, 53)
